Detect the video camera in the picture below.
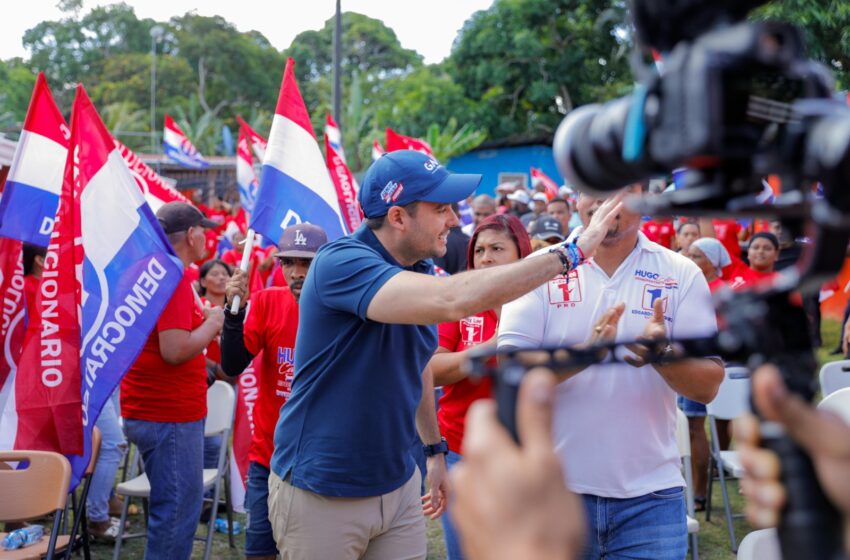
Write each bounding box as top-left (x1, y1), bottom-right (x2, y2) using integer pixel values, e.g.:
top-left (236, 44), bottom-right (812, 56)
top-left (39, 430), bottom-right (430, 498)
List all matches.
top-left (471, 1), bottom-right (850, 558)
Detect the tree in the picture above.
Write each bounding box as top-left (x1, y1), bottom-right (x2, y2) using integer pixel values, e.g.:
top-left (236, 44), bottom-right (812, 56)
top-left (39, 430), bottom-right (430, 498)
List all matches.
top-left (284, 12), bottom-right (424, 136)
top-left (447, 0), bottom-right (633, 140)
top-left (424, 118), bottom-right (488, 163)
top-left (168, 14), bottom-right (283, 118)
top-left (22, 2), bottom-right (156, 107)
top-left (753, 0), bottom-right (850, 89)
top-left (0, 59), bottom-right (38, 130)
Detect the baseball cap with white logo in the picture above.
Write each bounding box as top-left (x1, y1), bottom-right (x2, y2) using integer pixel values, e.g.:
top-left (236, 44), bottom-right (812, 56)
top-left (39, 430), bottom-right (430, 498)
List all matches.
top-left (358, 150), bottom-right (482, 219)
top-left (275, 223), bottom-right (328, 258)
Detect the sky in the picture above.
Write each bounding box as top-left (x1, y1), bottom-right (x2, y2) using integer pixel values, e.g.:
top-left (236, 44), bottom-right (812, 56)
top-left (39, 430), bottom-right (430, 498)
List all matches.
top-left (0, 0), bottom-right (494, 64)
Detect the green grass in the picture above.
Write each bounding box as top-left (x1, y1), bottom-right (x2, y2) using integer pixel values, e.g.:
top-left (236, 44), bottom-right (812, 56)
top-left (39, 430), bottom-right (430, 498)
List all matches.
top-left (81, 319), bottom-right (845, 559)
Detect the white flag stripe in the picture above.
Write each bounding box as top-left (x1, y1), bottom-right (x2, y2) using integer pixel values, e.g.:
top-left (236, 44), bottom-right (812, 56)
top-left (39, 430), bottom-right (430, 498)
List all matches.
top-left (264, 114), bottom-right (339, 210)
top-left (7, 130), bottom-right (67, 195)
top-left (80, 150), bottom-right (145, 270)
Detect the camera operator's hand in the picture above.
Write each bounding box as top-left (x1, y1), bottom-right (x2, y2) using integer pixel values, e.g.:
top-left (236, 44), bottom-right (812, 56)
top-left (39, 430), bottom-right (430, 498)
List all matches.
top-left (734, 364), bottom-right (850, 544)
top-left (451, 368), bottom-right (585, 560)
top-left (574, 192), bottom-right (624, 260)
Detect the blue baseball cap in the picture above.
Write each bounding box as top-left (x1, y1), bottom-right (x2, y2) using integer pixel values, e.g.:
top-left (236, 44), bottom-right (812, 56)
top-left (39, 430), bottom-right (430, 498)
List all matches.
top-left (358, 150), bottom-right (482, 219)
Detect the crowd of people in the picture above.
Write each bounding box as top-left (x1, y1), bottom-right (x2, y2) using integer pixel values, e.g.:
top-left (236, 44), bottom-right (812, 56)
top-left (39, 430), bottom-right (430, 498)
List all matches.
top-left (16, 148), bottom-right (849, 559)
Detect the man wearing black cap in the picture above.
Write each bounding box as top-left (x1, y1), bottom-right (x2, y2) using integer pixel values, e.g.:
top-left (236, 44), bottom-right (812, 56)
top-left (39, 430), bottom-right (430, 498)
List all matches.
top-left (219, 223), bottom-right (328, 560)
top-left (266, 150), bottom-right (624, 560)
top-left (120, 201), bottom-right (224, 560)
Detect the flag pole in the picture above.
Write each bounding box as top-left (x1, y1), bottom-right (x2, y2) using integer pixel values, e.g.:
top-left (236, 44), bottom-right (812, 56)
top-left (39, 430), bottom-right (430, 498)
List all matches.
top-left (230, 228), bottom-right (256, 314)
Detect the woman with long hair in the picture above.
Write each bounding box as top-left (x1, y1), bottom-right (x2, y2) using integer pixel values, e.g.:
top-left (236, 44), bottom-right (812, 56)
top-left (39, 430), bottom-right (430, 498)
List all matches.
top-left (427, 214), bottom-right (532, 560)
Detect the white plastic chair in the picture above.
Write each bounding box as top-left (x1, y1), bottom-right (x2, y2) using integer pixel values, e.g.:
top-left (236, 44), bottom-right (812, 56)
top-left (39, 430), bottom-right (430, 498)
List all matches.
top-left (736, 528), bottom-right (780, 560)
top-left (113, 381), bottom-right (237, 560)
top-left (817, 386), bottom-right (850, 424)
top-left (676, 409), bottom-right (700, 560)
top-left (819, 360), bottom-right (850, 397)
top-left (706, 366), bottom-right (751, 552)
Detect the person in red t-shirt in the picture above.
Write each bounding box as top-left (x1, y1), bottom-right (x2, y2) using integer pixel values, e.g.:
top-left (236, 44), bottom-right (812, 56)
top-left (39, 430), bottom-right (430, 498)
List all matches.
top-left (747, 232), bottom-right (780, 280)
top-left (220, 223), bottom-right (328, 560)
top-left (641, 217), bottom-right (676, 249)
top-left (121, 202), bottom-right (224, 560)
top-left (712, 218), bottom-right (743, 261)
top-left (427, 214), bottom-right (532, 560)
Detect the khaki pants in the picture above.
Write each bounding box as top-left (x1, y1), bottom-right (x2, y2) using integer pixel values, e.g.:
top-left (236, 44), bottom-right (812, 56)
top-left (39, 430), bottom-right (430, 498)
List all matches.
top-left (268, 469), bottom-right (426, 560)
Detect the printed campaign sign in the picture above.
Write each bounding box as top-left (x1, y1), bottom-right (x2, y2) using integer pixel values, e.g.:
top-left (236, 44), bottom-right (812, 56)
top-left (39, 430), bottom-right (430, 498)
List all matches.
top-left (325, 114), bottom-right (362, 233)
top-left (0, 238), bottom-right (26, 444)
top-left (114, 139), bottom-right (192, 212)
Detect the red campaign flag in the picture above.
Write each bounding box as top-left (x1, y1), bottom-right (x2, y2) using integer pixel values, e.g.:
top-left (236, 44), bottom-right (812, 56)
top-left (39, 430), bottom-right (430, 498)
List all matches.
top-left (114, 139), bottom-right (192, 212)
top-left (325, 114), bottom-right (363, 233)
top-left (236, 115), bottom-right (268, 162)
top-left (371, 139), bottom-right (385, 162)
top-left (385, 128), bottom-right (434, 157)
top-left (11, 103), bottom-right (83, 454)
top-left (0, 238), bottom-right (26, 438)
top-left (531, 167), bottom-right (560, 200)
top-left (229, 352), bottom-right (263, 512)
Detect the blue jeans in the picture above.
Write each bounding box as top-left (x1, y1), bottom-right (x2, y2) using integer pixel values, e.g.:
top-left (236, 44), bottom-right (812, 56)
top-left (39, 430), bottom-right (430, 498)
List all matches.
top-left (441, 450), bottom-right (465, 560)
top-left (245, 462), bottom-right (277, 557)
top-left (87, 393), bottom-right (126, 522)
top-left (580, 487), bottom-right (687, 560)
top-left (124, 418), bottom-right (204, 560)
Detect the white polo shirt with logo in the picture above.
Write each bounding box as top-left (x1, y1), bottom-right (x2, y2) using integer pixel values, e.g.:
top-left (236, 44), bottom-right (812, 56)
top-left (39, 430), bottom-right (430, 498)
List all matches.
top-left (498, 233), bottom-right (717, 498)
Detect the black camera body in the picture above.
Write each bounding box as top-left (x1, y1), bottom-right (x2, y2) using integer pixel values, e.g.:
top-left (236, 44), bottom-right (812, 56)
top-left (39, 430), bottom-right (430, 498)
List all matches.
top-left (556, 20), bottom-right (836, 211)
top-left (549, 2), bottom-right (850, 558)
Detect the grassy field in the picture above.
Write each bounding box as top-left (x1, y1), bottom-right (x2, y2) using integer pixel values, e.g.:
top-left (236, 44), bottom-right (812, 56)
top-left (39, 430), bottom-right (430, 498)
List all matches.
top-left (80, 319), bottom-right (845, 559)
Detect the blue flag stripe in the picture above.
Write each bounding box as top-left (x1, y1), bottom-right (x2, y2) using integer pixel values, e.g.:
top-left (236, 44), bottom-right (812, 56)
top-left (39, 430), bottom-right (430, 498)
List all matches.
top-left (0, 181), bottom-right (60, 246)
top-left (251, 165), bottom-right (347, 244)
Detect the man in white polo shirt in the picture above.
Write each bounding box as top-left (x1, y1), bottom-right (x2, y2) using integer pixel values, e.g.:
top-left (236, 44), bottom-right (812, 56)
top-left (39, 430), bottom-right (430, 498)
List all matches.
top-left (498, 183), bottom-right (723, 559)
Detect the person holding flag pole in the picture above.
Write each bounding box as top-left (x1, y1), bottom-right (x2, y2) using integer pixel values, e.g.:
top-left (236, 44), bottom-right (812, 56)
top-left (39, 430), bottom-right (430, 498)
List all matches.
top-left (221, 223), bottom-right (328, 560)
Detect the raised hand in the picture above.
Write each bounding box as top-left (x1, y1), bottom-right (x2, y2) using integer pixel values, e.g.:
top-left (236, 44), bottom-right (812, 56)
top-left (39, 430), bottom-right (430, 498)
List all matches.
top-left (575, 191), bottom-right (625, 259)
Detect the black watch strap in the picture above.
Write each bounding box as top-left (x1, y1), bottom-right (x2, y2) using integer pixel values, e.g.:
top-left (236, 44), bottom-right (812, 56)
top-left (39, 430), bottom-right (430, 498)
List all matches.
top-left (423, 437), bottom-right (449, 457)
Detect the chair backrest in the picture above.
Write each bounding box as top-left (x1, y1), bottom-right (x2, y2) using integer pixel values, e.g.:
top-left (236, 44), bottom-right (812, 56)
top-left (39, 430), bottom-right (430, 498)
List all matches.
top-left (819, 360), bottom-right (850, 397)
top-left (736, 528), bottom-right (780, 560)
top-left (675, 409), bottom-right (691, 459)
top-left (86, 426), bottom-right (102, 477)
top-left (205, 380), bottom-right (236, 436)
top-left (706, 366), bottom-right (751, 420)
top-left (817, 387), bottom-right (850, 426)
top-left (0, 451), bottom-right (71, 522)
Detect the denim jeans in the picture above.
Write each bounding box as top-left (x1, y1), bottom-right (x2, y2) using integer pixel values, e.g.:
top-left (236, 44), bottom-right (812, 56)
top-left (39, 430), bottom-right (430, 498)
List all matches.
top-left (124, 418), bottom-right (204, 560)
top-left (245, 462), bottom-right (277, 557)
top-left (440, 450), bottom-right (465, 560)
top-left (580, 487), bottom-right (688, 560)
top-left (86, 393), bottom-right (127, 522)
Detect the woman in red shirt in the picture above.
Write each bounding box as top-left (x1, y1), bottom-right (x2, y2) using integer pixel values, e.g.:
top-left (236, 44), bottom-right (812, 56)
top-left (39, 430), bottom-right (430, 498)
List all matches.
top-left (747, 232), bottom-right (780, 279)
top-left (428, 214), bottom-right (531, 560)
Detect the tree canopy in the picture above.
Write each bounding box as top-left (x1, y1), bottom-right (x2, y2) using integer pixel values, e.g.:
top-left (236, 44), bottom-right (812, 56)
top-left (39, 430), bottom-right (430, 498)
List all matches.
top-left (1, 0), bottom-right (848, 170)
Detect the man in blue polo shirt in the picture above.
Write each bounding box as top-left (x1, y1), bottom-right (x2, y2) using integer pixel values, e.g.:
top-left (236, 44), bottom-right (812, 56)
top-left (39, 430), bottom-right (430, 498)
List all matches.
top-left (268, 150), bottom-right (625, 560)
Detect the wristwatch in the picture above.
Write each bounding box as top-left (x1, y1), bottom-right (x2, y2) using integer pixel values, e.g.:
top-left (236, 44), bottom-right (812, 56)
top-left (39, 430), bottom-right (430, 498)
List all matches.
top-left (423, 437), bottom-right (449, 458)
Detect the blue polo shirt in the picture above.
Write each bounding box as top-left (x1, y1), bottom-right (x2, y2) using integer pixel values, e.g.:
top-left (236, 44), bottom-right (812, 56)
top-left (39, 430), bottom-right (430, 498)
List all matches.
top-left (270, 225), bottom-right (439, 497)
